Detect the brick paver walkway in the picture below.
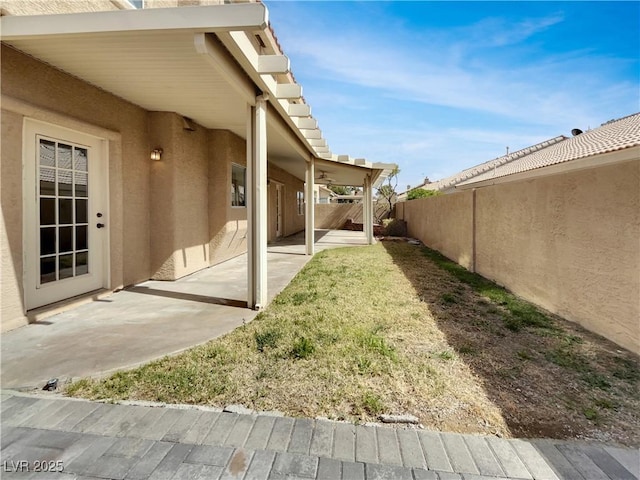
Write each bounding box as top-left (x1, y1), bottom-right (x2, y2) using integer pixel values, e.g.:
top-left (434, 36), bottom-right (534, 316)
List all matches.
top-left (1, 391), bottom-right (638, 479)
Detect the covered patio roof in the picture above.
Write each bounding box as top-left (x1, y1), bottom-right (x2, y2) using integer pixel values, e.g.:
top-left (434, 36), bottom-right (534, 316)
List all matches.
top-left (1, 3), bottom-right (395, 186)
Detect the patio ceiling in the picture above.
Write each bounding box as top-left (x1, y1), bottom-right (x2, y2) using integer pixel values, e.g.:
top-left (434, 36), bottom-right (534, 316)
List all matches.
top-left (1, 4), bottom-right (394, 186)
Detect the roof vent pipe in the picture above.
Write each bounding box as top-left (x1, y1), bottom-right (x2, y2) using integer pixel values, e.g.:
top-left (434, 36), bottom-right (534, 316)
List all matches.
top-left (571, 128), bottom-right (583, 136)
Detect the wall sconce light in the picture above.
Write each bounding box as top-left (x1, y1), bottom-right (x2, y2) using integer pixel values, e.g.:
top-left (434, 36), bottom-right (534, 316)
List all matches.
top-left (151, 148), bottom-right (163, 161)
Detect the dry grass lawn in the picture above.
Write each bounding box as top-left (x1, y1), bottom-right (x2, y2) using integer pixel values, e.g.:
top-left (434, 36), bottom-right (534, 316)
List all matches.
top-left (67, 240), bottom-right (639, 446)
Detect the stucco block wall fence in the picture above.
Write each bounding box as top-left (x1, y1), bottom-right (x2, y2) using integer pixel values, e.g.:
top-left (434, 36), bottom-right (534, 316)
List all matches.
top-left (398, 160), bottom-right (640, 354)
top-left (314, 204), bottom-right (363, 229)
top-left (314, 202), bottom-right (391, 230)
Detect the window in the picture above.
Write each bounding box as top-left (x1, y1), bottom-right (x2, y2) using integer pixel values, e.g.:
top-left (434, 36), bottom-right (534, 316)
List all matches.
top-left (231, 164), bottom-right (246, 207)
top-left (297, 191), bottom-right (304, 215)
top-left (130, 0), bottom-right (144, 8)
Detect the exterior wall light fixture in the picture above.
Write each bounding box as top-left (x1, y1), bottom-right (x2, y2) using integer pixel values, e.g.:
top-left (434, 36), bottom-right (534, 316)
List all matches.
top-left (151, 148), bottom-right (163, 161)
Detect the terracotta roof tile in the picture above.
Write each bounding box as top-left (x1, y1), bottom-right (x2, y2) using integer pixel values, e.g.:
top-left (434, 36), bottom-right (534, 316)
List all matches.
top-left (457, 113), bottom-right (640, 186)
top-left (424, 136), bottom-right (567, 191)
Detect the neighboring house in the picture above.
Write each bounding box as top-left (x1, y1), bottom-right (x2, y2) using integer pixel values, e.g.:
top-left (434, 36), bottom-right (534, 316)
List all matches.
top-left (335, 194), bottom-right (364, 204)
top-left (398, 135), bottom-right (567, 200)
top-left (313, 185), bottom-right (336, 204)
top-left (0, 0), bottom-right (395, 331)
top-left (454, 114), bottom-right (639, 189)
top-left (398, 113), bottom-right (640, 353)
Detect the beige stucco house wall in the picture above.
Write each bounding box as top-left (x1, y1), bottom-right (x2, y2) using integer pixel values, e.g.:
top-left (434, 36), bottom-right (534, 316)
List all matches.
top-left (0, 0), bottom-right (121, 16)
top-left (208, 130), bottom-right (248, 267)
top-left (401, 158), bottom-right (640, 354)
top-left (0, 0), bottom-right (228, 15)
top-left (267, 164), bottom-right (306, 243)
top-left (148, 112), bottom-right (211, 280)
top-left (1, 43), bottom-right (305, 331)
top-left (1, 45), bottom-right (148, 330)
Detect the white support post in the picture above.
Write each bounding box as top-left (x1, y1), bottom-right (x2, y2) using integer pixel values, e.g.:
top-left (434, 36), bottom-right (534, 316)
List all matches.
top-left (371, 177), bottom-right (375, 241)
top-left (247, 95), bottom-right (269, 310)
top-left (365, 174), bottom-right (374, 244)
top-left (305, 157), bottom-right (315, 255)
top-left (369, 174), bottom-right (375, 245)
top-left (369, 175), bottom-right (373, 243)
top-left (363, 175), bottom-right (370, 242)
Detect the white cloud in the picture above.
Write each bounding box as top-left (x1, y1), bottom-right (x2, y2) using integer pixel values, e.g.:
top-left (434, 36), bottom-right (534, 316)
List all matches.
top-left (460, 13), bottom-right (565, 48)
top-left (267, 2), bottom-right (637, 187)
top-left (279, 12), bottom-right (634, 131)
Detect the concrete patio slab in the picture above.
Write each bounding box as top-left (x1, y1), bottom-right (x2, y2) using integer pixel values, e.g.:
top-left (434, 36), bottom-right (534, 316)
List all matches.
top-left (1, 230), bottom-right (368, 390)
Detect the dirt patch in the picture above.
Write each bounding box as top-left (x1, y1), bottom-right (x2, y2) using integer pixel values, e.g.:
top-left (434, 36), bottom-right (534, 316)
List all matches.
top-left (383, 239), bottom-right (639, 446)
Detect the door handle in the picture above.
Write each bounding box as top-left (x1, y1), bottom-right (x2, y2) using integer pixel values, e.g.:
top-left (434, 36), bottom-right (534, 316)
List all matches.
top-left (97, 223), bottom-right (105, 229)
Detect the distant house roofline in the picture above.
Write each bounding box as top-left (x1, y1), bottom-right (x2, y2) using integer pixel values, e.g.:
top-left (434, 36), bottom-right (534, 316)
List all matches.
top-left (424, 135), bottom-right (567, 192)
top-left (404, 112), bottom-right (639, 196)
top-left (457, 113), bottom-right (640, 188)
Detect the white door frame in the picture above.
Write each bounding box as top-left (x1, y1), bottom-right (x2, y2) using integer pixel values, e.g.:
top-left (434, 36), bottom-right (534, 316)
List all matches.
top-left (23, 118), bottom-right (109, 310)
top-left (275, 182), bottom-right (283, 238)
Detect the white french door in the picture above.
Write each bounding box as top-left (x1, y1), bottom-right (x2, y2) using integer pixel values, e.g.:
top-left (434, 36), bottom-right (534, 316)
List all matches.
top-left (24, 120), bottom-right (108, 310)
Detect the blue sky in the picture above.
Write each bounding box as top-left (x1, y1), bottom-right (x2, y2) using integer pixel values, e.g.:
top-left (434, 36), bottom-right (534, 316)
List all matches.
top-left (265, 1), bottom-right (639, 190)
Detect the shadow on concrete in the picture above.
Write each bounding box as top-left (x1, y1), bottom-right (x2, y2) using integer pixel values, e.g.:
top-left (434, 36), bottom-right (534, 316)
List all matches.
top-left (267, 229), bottom-right (331, 247)
top-left (267, 229), bottom-right (369, 256)
top-left (0, 229), bottom-right (366, 390)
top-left (126, 286), bottom-right (248, 309)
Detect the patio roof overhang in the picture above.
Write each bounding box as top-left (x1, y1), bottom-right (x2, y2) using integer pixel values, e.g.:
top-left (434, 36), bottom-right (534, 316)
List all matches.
top-left (1, 3), bottom-right (395, 186)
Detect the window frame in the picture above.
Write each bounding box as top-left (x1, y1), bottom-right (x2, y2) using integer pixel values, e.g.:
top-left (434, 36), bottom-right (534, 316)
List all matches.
top-left (297, 190), bottom-right (304, 216)
top-left (231, 163), bottom-right (246, 208)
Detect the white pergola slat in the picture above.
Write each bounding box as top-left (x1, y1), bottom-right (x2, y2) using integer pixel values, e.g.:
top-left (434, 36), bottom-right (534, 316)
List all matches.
top-left (294, 117), bottom-right (318, 129)
top-left (276, 84), bottom-right (302, 99)
top-left (257, 55), bottom-right (290, 74)
top-left (288, 104), bottom-right (311, 117)
top-left (301, 129), bottom-right (322, 139)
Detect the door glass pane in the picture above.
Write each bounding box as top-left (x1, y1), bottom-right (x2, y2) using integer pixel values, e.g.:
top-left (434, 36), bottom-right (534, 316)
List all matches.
top-left (40, 168), bottom-right (56, 195)
top-left (59, 199), bottom-right (73, 225)
top-left (76, 252), bottom-right (88, 275)
top-left (40, 140), bottom-right (56, 167)
top-left (74, 147), bottom-right (88, 171)
top-left (40, 257), bottom-right (56, 284)
top-left (76, 226), bottom-right (87, 250)
top-left (58, 170), bottom-right (73, 197)
top-left (40, 198), bottom-right (56, 225)
top-left (76, 199), bottom-right (88, 223)
top-left (40, 228), bottom-right (56, 256)
top-left (37, 137), bottom-right (92, 285)
top-left (59, 227), bottom-right (73, 253)
top-left (58, 144), bottom-right (72, 169)
top-left (75, 172), bottom-right (88, 197)
top-left (59, 254), bottom-right (74, 279)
